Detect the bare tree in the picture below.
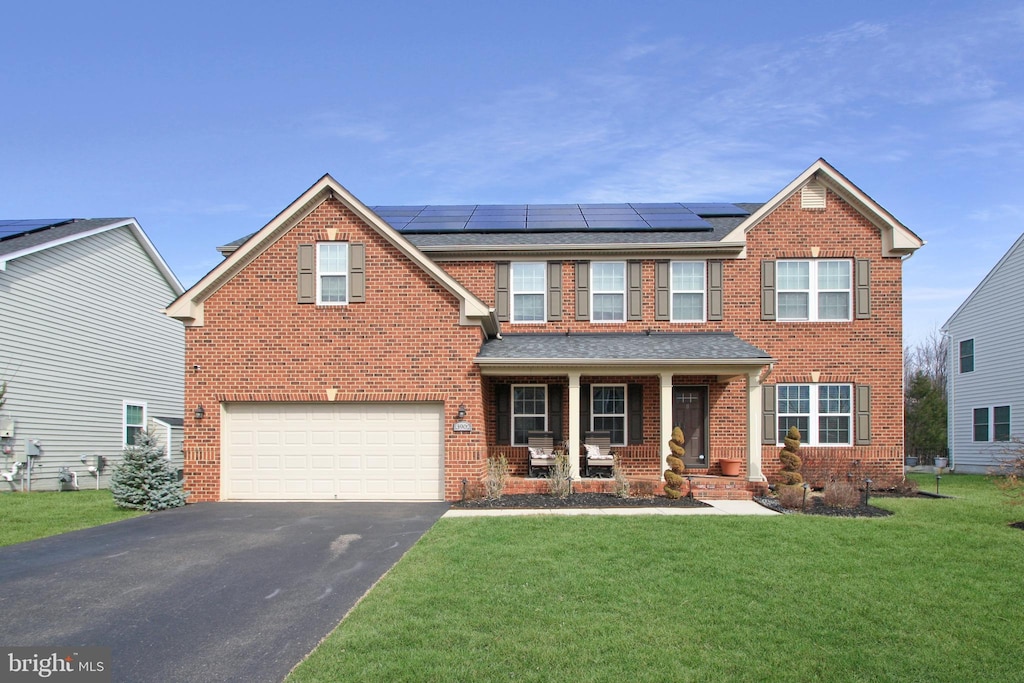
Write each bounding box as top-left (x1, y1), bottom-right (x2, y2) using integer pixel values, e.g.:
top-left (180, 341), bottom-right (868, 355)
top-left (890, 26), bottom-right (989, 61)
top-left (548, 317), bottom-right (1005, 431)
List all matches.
top-left (904, 328), bottom-right (948, 397)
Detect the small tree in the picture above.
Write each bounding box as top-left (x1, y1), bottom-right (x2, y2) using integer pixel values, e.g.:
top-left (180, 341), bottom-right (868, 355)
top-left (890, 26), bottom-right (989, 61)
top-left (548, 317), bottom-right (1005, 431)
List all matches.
top-left (110, 431), bottom-right (188, 511)
top-left (664, 426), bottom-right (686, 499)
top-left (777, 425), bottom-right (804, 486)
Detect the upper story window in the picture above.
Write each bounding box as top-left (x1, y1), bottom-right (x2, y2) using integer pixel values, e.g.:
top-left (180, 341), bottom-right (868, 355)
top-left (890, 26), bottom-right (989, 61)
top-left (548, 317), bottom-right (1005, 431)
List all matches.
top-left (777, 260), bottom-right (851, 321)
top-left (671, 261), bottom-right (705, 322)
top-left (512, 385), bottom-right (547, 446)
top-left (959, 339), bottom-right (975, 373)
top-left (511, 262), bottom-right (546, 323)
top-left (592, 384), bottom-right (626, 445)
top-left (317, 243), bottom-right (349, 305)
top-left (124, 402), bottom-right (146, 446)
top-left (777, 384), bottom-right (852, 446)
top-left (591, 262), bottom-right (625, 322)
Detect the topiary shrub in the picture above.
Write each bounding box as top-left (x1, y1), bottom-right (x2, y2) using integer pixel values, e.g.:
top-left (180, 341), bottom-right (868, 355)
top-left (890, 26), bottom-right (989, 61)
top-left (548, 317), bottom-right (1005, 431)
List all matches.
top-left (664, 426), bottom-right (687, 499)
top-left (110, 431), bottom-right (188, 511)
top-left (777, 425), bottom-right (804, 486)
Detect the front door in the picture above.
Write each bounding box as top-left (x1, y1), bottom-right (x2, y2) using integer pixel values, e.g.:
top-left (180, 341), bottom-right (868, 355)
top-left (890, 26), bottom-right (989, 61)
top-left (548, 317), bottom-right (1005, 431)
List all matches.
top-left (672, 386), bottom-right (708, 469)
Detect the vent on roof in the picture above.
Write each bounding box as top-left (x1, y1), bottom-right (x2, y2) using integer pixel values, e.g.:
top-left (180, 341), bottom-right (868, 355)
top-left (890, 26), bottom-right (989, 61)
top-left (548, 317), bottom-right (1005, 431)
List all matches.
top-left (801, 181), bottom-right (826, 209)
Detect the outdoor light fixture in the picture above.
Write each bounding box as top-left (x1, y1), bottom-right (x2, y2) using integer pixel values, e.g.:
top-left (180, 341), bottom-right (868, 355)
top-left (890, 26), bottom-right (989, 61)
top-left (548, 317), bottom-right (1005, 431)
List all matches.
top-left (935, 474), bottom-right (941, 495)
top-left (456, 404), bottom-right (467, 420)
top-left (802, 482), bottom-right (810, 509)
top-left (194, 405), bottom-right (205, 420)
top-left (864, 478), bottom-right (873, 506)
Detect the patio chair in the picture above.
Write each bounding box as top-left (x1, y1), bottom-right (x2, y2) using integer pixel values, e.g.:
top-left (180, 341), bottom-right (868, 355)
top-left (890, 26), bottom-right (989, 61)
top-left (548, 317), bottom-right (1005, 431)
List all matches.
top-left (583, 431), bottom-right (615, 477)
top-left (527, 431), bottom-right (557, 477)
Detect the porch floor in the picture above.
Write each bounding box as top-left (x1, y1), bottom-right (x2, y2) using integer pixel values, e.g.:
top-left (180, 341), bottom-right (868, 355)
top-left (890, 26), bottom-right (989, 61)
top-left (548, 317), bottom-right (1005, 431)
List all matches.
top-left (504, 474), bottom-right (766, 501)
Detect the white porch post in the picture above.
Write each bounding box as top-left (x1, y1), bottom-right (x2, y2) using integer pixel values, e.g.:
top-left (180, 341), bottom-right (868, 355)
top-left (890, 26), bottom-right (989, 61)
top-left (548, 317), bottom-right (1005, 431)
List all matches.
top-left (660, 372), bottom-right (673, 480)
top-left (747, 370), bottom-right (766, 482)
top-left (568, 371), bottom-right (582, 480)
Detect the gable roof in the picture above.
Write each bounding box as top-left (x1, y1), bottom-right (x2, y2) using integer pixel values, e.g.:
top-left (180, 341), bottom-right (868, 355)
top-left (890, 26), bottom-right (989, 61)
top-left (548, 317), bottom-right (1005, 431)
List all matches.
top-left (722, 158), bottom-right (924, 258)
top-left (0, 217), bottom-right (183, 294)
top-left (165, 174), bottom-right (498, 335)
top-left (943, 230), bottom-right (1024, 331)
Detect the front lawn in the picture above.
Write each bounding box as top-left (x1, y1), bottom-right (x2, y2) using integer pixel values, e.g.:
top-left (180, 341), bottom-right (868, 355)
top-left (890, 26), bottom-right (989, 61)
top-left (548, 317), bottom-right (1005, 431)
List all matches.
top-left (0, 490), bottom-right (145, 546)
top-left (289, 474), bottom-right (1024, 682)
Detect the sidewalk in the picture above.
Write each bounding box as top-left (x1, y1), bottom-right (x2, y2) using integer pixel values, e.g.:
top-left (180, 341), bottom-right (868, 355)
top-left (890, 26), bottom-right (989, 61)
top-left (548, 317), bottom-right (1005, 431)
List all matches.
top-left (444, 499), bottom-right (779, 518)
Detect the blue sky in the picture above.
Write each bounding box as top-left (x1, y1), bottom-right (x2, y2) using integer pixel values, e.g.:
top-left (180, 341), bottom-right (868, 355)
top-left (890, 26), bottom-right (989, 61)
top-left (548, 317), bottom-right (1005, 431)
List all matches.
top-left (3, 0), bottom-right (1022, 346)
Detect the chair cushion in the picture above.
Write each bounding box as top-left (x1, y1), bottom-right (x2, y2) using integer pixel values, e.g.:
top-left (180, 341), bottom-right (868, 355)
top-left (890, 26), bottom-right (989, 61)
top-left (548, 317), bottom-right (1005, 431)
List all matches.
top-left (529, 447), bottom-right (555, 460)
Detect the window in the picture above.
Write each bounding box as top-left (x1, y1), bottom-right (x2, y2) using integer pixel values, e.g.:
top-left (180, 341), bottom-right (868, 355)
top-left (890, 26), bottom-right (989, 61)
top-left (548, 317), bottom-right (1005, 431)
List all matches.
top-left (959, 339), bottom-right (975, 373)
top-left (777, 384), bottom-right (852, 445)
top-left (975, 406), bottom-right (1010, 442)
top-left (512, 385), bottom-right (546, 446)
top-left (777, 260), bottom-right (851, 321)
top-left (124, 402), bottom-right (146, 446)
top-left (317, 243), bottom-right (348, 304)
top-left (591, 262), bottom-right (625, 322)
top-left (671, 261), bottom-right (705, 322)
top-left (511, 262), bottom-right (545, 322)
top-left (592, 385), bottom-right (626, 445)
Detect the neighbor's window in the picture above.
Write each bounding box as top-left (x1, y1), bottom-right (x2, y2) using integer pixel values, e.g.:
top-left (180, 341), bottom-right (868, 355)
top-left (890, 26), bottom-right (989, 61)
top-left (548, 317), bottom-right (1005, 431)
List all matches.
top-left (671, 261), bottom-right (705, 322)
top-left (591, 262), bottom-right (625, 322)
top-left (124, 403), bottom-right (146, 446)
top-left (512, 385), bottom-right (546, 446)
top-left (511, 262), bottom-right (545, 323)
top-left (975, 406), bottom-right (1010, 442)
top-left (973, 407), bottom-right (989, 442)
top-left (959, 339), bottom-right (975, 373)
top-left (777, 260), bottom-right (851, 321)
top-left (317, 242), bottom-right (348, 304)
top-left (592, 385), bottom-right (626, 445)
top-left (777, 384), bottom-right (852, 445)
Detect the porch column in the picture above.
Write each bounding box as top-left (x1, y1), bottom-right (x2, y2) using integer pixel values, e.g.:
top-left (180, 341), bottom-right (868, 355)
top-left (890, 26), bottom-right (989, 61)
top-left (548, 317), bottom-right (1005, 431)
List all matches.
top-left (747, 370), bottom-right (766, 481)
top-left (660, 372), bottom-right (673, 479)
top-left (567, 371), bottom-right (582, 480)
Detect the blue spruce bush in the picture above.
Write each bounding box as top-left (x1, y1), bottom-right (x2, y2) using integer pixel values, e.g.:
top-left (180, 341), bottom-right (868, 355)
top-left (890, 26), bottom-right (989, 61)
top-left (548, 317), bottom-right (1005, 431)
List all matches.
top-left (110, 431), bottom-right (188, 511)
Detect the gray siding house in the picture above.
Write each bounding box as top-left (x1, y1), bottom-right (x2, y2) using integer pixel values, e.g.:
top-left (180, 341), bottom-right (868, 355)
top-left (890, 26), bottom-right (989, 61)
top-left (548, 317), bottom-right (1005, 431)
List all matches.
top-left (0, 219), bottom-right (185, 491)
top-left (943, 231), bottom-right (1024, 473)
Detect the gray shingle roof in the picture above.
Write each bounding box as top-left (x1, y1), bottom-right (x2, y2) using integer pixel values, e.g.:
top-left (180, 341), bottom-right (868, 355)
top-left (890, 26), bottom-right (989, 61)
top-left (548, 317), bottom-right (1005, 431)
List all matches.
top-left (477, 332), bottom-right (772, 364)
top-left (0, 218), bottom-right (131, 259)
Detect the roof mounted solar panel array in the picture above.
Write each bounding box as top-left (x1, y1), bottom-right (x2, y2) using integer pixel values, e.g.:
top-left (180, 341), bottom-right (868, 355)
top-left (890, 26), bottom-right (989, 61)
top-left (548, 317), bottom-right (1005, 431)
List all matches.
top-left (0, 219), bottom-right (75, 240)
top-left (366, 202), bottom-right (749, 234)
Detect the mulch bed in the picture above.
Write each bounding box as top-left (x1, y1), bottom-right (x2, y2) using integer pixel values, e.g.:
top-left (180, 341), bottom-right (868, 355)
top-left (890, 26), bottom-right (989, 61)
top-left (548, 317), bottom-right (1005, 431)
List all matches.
top-left (1010, 521), bottom-right (1024, 531)
top-left (754, 495), bottom-right (893, 518)
top-left (452, 492), bottom-right (710, 509)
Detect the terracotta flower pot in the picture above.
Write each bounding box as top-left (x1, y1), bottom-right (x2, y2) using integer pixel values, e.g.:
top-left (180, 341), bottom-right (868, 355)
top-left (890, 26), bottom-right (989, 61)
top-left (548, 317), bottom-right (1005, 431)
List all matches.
top-left (719, 458), bottom-right (742, 477)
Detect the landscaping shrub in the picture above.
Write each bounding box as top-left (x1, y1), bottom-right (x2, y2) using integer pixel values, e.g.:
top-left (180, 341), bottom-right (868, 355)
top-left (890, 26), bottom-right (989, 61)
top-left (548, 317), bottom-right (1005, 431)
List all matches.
top-left (612, 461), bottom-right (630, 498)
top-left (484, 455), bottom-right (510, 500)
top-left (630, 478), bottom-right (656, 498)
top-left (547, 452), bottom-right (572, 499)
top-left (777, 425), bottom-right (804, 486)
top-left (776, 484), bottom-right (806, 509)
top-left (110, 431), bottom-right (188, 511)
top-left (822, 479), bottom-right (861, 509)
top-left (991, 438), bottom-right (1024, 506)
top-left (664, 426), bottom-right (686, 499)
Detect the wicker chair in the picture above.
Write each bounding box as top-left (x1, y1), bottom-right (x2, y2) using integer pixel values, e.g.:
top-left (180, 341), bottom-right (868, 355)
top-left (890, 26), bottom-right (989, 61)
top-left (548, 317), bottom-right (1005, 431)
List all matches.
top-left (583, 431), bottom-right (615, 477)
top-left (527, 431), bottom-right (557, 477)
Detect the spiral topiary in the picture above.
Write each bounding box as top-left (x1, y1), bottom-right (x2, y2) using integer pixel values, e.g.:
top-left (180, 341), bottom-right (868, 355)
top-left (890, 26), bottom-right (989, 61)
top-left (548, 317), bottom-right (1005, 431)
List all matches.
top-left (664, 426), bottom-right (687, 499)
top-left (777, 425), bottom-right (804, 486)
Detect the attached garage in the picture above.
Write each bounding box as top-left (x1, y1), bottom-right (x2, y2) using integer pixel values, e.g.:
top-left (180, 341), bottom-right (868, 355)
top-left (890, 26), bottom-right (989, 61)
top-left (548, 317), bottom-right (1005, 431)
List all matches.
top-left (221, 402), bottom-right (444, 501)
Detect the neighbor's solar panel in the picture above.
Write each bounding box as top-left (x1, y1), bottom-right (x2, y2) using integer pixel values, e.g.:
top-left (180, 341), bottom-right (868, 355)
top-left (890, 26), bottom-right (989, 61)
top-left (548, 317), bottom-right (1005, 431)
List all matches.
top-left (0, 219), bottom-right (74, 239)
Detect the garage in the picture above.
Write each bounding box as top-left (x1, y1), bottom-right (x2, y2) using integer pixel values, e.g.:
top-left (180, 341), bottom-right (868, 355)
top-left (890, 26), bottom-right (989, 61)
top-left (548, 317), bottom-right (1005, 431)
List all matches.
top-left (221, 402), bottom-right (444, 501)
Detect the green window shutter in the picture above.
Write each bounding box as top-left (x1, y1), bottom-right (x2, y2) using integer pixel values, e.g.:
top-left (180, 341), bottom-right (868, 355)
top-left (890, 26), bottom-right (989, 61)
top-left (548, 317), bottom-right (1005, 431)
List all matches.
top-left (349, 243), bottom-right (366, 303)
top-left (575, 262), bottom-right (590, 320)
top-left (495, 384), bottom-right (511, 445)
top-left (856, 385), bottom-right (872, 445)
top-left (297, 244), bottom-right (315, 304)
top-left (627, 260), bottom-right (643, 321)
top-left (762, 384), bottom-right (777, 444)
top-left (547, 262), bottom-right (563, 321)
top-left (495, 262), bottom-right (510, 323)
top-left (708, 260), bottom-right (723, 321)
top-left (628, 383), bottom-right (643, 445)
top-left (655, 260), bottom-right (670, 321)
top-left (855, 259), bottom-right (871, 320)
top-left (580, 383), bottom-right (591, 435)
top-left (761, 260), bottom-right (776, 320)
top-left (548, 384), bottom-right (564, 441)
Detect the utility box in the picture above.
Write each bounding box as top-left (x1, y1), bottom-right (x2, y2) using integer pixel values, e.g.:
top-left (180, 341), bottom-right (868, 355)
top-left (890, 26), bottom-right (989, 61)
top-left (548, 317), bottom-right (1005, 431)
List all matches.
top-left (0, 416), bottom-right (13, 439)
top-left (25, 439), bottom-right (41, 457)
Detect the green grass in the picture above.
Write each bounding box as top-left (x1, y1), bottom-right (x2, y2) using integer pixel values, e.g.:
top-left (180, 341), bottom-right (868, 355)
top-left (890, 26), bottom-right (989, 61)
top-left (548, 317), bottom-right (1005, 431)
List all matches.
top-left (0, 489), bottom-right (145, 546)
top-left (288, 474), bottom-right (1024, 683)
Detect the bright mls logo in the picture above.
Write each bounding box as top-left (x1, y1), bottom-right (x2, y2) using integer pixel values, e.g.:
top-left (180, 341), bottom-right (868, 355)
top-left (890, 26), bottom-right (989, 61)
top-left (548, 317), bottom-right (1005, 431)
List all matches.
top-left (2, 647), bottom-right (110, 682)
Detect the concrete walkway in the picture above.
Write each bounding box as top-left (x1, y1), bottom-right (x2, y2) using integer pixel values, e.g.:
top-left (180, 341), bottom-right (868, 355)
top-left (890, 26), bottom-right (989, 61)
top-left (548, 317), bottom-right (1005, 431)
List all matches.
top-left (444, 499), bottom-right (779, 517)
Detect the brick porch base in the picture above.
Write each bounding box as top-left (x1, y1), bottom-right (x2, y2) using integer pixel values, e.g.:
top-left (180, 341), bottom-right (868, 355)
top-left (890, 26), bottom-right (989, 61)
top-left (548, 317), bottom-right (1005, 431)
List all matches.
top-left (500, 475), bottom-right (768, 501)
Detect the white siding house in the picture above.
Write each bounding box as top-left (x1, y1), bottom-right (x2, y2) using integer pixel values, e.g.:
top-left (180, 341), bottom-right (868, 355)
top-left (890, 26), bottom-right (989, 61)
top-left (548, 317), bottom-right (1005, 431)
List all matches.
top-left (943, 231), bottom-right (1024, 473)
top-left (0, 219), bottom-right (184, 491)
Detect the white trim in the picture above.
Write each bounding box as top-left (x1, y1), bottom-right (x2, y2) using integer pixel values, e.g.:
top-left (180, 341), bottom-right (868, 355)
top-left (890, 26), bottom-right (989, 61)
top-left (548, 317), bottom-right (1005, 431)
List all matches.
top-left (776, 383), bottom-right (853, 446)
top-left (590, 261), bottom-right (626, 323)
top-left (123, 400), bottom-right (147, 446)
top-left (669, 260), bottom-right (706, 323)
top-left (316, 242), bottom-right (349, 306)
top-left (510, 262), bottom-right (546, 324)
top-left (776, 259), bottom-right (852, 322)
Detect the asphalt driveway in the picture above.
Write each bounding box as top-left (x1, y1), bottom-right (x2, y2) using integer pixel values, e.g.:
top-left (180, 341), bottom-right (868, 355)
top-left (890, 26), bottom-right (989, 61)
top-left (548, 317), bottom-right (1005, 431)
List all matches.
top-left (0, 501), bottom-right (448, 682)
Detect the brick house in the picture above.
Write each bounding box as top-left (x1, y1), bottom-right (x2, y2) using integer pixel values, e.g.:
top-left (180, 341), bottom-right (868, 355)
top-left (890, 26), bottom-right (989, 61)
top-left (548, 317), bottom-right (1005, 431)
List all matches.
top-left (166, 159), bottom-right (923, 502)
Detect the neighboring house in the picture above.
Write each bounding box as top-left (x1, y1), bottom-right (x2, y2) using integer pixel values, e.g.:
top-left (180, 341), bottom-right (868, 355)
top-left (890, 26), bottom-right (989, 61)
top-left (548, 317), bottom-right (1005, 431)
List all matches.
top-left (943, 231), bottom-right (1024, 473)
top-left (166, 159), bottom-right (923, 502)
top-left (0, 219), bottom-right (185, 491)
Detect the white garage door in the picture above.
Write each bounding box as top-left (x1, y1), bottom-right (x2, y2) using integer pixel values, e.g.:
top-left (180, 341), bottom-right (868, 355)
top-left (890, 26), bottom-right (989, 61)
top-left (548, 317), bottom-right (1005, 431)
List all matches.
top-left (222, 402), bottom-right (444, 501)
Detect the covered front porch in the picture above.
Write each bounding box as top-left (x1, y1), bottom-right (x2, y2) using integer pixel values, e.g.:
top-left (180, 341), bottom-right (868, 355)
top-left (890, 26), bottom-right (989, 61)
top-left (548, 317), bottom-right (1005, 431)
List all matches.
top-left (476, 332), bottom-right (776, 495)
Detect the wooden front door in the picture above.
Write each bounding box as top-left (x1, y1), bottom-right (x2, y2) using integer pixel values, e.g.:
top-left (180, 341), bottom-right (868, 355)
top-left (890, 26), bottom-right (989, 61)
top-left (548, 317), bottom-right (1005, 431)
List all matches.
top-left (672, 386), bottom-right (708, 469)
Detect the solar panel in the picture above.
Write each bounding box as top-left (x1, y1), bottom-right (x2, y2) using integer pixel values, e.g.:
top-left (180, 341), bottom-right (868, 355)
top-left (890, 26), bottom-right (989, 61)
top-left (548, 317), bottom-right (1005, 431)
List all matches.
top-left (634, 207), bottom-right (694, 215)
top-left (644, 219), bottom-right (713, 230)
top-left (529, 204), bottom-right (578, 210)
top-left (0, 219), bottom-right (74, 240)
top-left (630, 203), bottom-right (687, 210)
top-left (417, 208), bottom-right (474, 217)
top-left (371, 205), bottom-right (426, 212)
top-left (474, 204), bottom-right (527, 211)
top-left (528, 209), bottom-right (584, 217)
top-left (397, 221), bottom-right (466, 233)
top-left (374, 209), bottom-right (423, 218)
top-left (526, 219), bottom-right (588, 230)
top-left (683, 203), bottom-right (749, 216)
top-left (471, 209), bottom-right (527, 217)
top-left (579, 203), bottom-right (630, 209)
top-left (585, 220), bottom-right (651, 229)
top-left (466, 220), bottom-right (527, 230)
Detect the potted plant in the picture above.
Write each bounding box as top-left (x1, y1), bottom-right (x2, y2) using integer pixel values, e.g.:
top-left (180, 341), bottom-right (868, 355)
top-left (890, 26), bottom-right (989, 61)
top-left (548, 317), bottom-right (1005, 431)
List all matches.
top-left (934, 455), bottom-right (949, 469)
top-left (718, 457), bottom-right (742, 477)
top-left (905, 454), bottom-right (919, 467)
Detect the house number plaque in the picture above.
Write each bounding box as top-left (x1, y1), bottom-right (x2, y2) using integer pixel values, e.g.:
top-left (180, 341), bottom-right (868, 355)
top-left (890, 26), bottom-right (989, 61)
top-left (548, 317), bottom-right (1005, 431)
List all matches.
top-left (452, 420), bottom-right (473, 433)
